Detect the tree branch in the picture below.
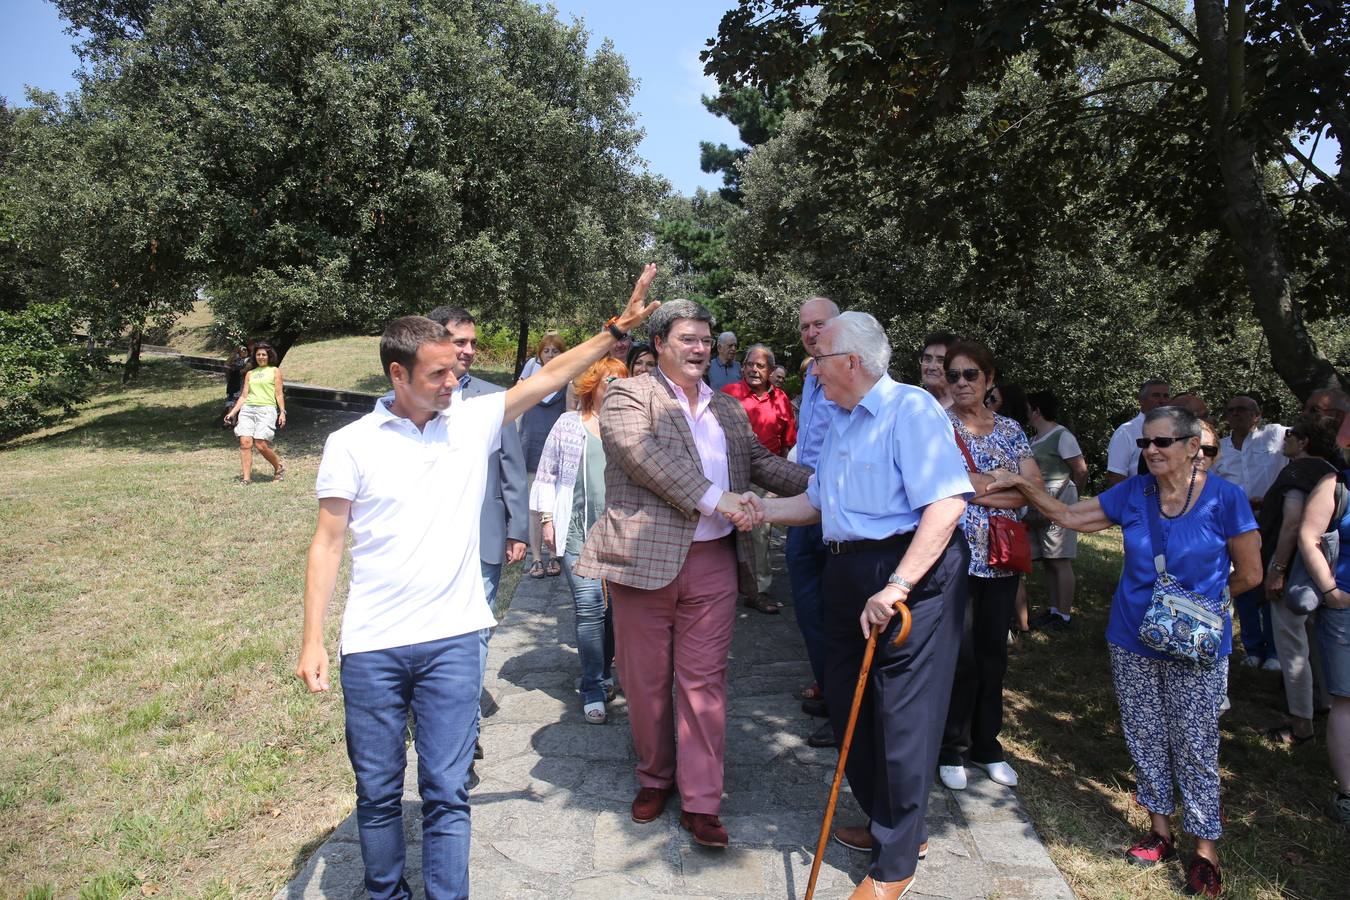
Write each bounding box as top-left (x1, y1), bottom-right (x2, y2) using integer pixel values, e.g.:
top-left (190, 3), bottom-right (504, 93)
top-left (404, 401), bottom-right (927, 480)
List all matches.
top-left (1225, 0), bottom-right (1246, 118)
top-left (1100, 16), bottom-right (1195, 68)
top-left (1131, 0), bottom-right (1200, 47)
top-left (1283, 136), bottom-right (1350, 212)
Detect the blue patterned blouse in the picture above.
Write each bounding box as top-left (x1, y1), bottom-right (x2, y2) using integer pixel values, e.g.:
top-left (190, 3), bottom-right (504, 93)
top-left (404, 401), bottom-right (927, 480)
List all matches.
top-left (949, 412), bottom-right (1034, 578)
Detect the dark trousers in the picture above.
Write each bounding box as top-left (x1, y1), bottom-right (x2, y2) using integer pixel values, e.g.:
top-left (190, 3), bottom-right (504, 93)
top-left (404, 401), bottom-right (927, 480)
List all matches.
top-left (940, 574), bottom-right (1018, 767)
top-left (786, 523), bottom-right (829, 689)
top-left (823, 533), bottom-right (969, 882)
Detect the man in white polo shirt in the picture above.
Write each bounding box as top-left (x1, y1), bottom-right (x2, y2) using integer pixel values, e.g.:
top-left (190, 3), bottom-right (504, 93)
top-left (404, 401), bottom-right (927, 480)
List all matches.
top-left (1105, 378), bottom-right (1171, 486)
top-left (295, 265), bottom-right (658, 899)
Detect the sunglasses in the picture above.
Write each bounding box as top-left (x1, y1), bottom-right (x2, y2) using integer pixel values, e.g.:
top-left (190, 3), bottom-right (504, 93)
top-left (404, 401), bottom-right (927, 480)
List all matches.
top-left (1136, 436), bottom-right (1191, 449)
top-left (945, 368), bottom-right (982, 384)
top-left (1200, 444), bottom-right (1219, 458)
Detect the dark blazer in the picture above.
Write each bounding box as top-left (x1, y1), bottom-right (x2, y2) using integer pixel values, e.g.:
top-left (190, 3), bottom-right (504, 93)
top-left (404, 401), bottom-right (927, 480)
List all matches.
top-left (573, 371), bottom-right (810, 590)
top-left (462, 375), bottom-right (528, 565)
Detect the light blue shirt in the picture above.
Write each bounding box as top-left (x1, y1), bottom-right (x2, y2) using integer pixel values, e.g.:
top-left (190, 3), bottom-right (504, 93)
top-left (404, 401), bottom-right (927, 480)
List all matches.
top-left (795, 363), bottom-right (838, 471)
top-left (807, 376), bottom-right (974, 541)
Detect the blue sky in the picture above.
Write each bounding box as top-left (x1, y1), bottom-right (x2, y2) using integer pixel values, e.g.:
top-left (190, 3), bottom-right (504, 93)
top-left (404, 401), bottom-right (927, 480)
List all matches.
top-left (1, 0), bottom-right (1338, 193)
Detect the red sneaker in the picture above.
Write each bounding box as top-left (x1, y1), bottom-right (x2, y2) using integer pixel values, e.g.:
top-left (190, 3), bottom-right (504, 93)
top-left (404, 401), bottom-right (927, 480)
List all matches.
top-left (1125, 831), bottom-right (1176, 867)
top-left (1184, 855), bottom-right (1222, 897)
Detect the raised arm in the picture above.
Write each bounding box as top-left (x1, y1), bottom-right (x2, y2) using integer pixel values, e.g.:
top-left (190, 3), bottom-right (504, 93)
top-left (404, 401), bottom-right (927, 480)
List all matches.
top-left (503, 264), bottom-right (658, 423)
top-left (987, 469), bottom-right (1114, 533)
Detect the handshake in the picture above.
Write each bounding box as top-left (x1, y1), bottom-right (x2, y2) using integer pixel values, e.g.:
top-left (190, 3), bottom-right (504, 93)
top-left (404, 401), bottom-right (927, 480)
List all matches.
top-left (716, 491), bottom-right (768, 531)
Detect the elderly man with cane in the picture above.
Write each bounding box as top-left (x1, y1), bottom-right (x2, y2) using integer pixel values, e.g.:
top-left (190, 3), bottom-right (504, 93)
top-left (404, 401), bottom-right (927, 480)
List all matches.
top-left (750, 311), bottom-right (973, 899)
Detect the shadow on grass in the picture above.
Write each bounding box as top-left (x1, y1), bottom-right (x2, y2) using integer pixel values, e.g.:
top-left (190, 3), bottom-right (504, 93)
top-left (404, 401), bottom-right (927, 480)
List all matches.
top-left (5, 359), bottom-right (356, 458)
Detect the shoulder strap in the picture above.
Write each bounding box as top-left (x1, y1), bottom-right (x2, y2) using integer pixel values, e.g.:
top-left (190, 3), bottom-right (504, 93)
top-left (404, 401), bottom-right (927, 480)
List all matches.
top-left (1142, 475), bottom-right (1167, 574)
top-left (1334, 474), bottom-right (1349, 525)
top-left (953, 428), bottom-right (977, 472)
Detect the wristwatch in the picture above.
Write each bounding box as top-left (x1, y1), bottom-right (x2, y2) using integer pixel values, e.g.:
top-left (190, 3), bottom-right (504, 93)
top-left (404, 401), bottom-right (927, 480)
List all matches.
top-left (886, 573), bottom-right (914, 594)
top-left (1270, 561), bottom-right (1288, 573)
top-left (604, 315), bottom-right (628, 341)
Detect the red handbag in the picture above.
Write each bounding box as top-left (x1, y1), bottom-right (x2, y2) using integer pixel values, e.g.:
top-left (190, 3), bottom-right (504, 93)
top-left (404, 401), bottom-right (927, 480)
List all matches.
top-left (954, 431), bottom-right (1033, 574)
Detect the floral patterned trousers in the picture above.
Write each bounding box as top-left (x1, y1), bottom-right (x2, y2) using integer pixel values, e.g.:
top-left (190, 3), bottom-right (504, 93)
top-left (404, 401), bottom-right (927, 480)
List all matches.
top-left (1108, 644), bottom-right (1227, 840)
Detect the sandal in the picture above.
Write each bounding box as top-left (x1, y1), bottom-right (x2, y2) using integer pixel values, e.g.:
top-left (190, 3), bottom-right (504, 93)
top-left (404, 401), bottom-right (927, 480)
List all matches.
top-left (1262, 725), bottom-right (1314, 747)
top-left (584, 702), bottom-right (607, 724)
top-left (273, 465), bottom-right (286, 482)
top-left (528, 560), bottom-right (546, 579)
top-left (546, 557), bottom-right (563, 577)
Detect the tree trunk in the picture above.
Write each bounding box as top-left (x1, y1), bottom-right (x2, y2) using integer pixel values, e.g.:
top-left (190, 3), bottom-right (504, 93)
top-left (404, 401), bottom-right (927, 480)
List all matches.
top-left (514, 313), bottom-right (530, 381)
top-left (122, 328), bottom-right (142, 383)
top-left (270, 329), bottom-right (299, 365)
top-left (1193, 0), bottom-right (1345, 402)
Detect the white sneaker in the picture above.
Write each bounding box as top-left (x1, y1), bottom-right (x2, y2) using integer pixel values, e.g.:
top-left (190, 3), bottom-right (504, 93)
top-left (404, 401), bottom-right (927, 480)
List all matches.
top-left (974, 760), bottom-right (1019, 787)
top-left (1239, 655), bottom-right (1260, 668)
top-left (1262, 657), bottom-right (1282, 672)
top-left (938, 765), bottom-right (968, 790)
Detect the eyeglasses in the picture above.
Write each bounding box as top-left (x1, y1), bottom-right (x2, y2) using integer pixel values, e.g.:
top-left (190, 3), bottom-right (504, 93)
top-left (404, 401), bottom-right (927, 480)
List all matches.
top-left (945, 368), bottom-right (982, 384)
top-left (1200, 444), bottom-right (1219, 458)
top-left (603, 376), bottom-right (619, 384)
top-left (1136, 436), bottom-right (1190, 449)
top-left (812, 352), bottom-right (852, 365)
top-left (674, 336), bottom-right (716, 349)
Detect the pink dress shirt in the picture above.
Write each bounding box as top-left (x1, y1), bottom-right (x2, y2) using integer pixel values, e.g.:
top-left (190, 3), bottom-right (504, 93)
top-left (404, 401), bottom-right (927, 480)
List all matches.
top-left (657, 368), bottom-right (733, 542)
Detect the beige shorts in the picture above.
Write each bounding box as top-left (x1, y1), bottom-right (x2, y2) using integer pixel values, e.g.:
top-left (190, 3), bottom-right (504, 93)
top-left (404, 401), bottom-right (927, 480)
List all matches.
top-left (234, 405), bottom-right (277, 441)
top-left (1030, 480), bottom-right (1079, 560)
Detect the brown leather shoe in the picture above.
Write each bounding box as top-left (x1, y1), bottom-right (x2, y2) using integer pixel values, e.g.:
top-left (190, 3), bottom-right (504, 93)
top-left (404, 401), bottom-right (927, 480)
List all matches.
top-left (631, 787), bottom-right (672, 824)
top-left (742, 593), bottom-right (781, 614)
top-left (847, 874), bottom-right (914, 899)
top-left (833, 825), bottom-right (926, 860)
top-left (680, 811), bottom-right (729, 847)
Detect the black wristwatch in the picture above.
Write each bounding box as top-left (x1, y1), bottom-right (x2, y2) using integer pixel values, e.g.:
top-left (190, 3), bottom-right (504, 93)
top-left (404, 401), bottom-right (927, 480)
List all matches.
top-left (605, 316), bottom-right (628, 341)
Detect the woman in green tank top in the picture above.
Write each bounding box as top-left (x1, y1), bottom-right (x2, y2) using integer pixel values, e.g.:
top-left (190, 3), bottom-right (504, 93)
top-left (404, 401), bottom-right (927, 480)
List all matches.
top-left (224, 342), bottom-right (287, 484)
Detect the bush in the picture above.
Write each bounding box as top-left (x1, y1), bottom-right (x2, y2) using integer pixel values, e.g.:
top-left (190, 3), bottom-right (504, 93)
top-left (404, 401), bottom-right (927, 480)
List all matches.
top-left (0, 302), bottom-right (104, 441)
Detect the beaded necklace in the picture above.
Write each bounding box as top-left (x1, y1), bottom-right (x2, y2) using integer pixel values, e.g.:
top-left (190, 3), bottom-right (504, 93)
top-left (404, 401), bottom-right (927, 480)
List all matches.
top-left (1157, 464), bottom-right (1199, 519)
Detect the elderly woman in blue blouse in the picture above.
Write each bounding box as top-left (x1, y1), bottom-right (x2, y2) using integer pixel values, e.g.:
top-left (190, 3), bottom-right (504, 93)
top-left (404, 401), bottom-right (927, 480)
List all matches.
top-left (991, 406), bottom-right (1261, 899)
top-left (530, 357), bottom-right (627, 724)
top-left (938, 340), bottom-right (1042, 795)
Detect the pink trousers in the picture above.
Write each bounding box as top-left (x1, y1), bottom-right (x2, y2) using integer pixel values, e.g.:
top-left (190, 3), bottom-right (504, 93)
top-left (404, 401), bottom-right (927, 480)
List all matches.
top-left (610, 536), bottom-right (738, 814)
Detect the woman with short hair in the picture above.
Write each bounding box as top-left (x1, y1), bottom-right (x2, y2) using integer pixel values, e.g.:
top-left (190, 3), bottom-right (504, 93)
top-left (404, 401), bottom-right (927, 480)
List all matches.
top-left (939, 339), bottom-right (1041, 792)
top-left (518, 333), bottom-right (570, 578)
top-left (991, 405), bottom-right (1261, 897)
top-left (530, 357), bottom-right (628, 723)
top-left (224, 342), bottom-right (286, 484)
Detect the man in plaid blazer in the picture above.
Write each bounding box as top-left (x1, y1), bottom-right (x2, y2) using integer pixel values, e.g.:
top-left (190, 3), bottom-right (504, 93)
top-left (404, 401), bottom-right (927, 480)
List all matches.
top-left (574, 299), bottom-right (810, 848)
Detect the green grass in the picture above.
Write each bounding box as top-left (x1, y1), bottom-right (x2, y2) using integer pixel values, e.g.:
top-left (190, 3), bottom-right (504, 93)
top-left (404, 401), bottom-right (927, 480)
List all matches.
top-left (1006, 532), bottom-right (1348, 899)
top-left (0, 358), bottom-right (526, 894)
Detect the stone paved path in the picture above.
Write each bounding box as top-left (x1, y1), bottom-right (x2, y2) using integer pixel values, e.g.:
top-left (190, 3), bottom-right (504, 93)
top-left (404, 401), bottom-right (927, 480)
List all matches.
top-left (279, 541), bottom-right (1074, 899)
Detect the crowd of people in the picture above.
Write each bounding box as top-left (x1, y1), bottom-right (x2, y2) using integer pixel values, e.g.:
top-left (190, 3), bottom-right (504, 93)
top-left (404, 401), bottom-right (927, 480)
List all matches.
top-left (280, 264), bottom-right (1350, 900)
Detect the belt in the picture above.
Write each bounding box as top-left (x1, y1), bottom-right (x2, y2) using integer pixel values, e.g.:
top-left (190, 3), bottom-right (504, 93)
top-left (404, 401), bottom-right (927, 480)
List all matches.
top-left (825, 533), bottom-right (911, 556)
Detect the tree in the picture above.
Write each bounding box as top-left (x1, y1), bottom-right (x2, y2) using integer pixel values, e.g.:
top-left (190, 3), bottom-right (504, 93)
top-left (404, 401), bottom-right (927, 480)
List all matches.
top-left (704, 0), bottom-right (1347, 400)
top-left (650, 190), bottom-right (739, 318)
top-left (57, 0), bottom-right (663, 371)
top-left (699, 85), bottom-right (791, 203)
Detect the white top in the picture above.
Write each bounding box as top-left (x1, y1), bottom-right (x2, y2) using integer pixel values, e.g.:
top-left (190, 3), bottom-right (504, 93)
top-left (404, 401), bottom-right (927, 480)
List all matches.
top-left (1212, 423), bottom-right (1287, 501)
top-left (1106, 412), bottom-right (1145, 476)
top-left (316, 392), bottom-right (505, 655)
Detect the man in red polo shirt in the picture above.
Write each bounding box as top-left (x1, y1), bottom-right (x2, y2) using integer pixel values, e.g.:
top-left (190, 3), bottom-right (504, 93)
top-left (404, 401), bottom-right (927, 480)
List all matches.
top-left (722, 343), bottom-right (797, 613)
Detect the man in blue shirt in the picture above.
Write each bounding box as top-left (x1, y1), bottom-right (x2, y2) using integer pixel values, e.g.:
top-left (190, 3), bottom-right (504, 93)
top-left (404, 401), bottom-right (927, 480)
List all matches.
top-left (755, 311), bottom-right (973, 900)
top-left (788, 296), bottom-right (842, 748)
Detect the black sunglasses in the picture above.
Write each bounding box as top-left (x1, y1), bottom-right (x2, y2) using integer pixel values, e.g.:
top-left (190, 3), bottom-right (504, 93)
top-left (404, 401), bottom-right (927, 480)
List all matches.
top-left (945, 368), bottom-right (982, 384)
top-left (1200, 444), bottom-right (1219, 458)
top-left (1136, 436), bottom-right (1191, 449)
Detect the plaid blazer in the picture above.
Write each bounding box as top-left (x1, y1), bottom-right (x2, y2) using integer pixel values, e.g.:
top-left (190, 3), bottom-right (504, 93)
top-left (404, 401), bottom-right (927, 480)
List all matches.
top-left (573, 372), bottom-right (811, 590)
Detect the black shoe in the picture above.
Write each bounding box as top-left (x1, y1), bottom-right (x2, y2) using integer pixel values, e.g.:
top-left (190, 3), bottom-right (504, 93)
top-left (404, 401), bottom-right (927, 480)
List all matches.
top-left (801, 697), bottom-right (828, 718)
top-left (474, 740), bottom-right (484, 760)
top-left (807, 721), bottom-right (836, 748)
top-left (1030, 611), bottom-right (1071, 632)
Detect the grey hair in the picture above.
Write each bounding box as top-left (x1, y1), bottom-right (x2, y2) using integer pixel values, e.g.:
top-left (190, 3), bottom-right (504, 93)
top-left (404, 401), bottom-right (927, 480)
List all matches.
top-left (743, 343), bottom-right (775, 367)
top-left (822, 311), bottom-right (891, 377)
top-left (647, 299), bottom-right (714, 343)
top-left (801, 295), bottom-right (840, 317)
top-left (1144, 405), bottom-right (1201, 439)
top-left (718, 330), bottom-right (737, 344)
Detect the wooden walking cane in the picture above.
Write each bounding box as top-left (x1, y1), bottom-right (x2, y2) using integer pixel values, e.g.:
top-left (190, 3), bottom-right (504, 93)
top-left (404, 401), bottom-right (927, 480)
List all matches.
top-left (803, 598), bottom-right (913, 900)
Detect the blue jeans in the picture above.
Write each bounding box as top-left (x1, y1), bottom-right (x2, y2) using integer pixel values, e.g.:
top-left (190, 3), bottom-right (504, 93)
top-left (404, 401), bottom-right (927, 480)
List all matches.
top-left (1233, 586), bottom-right (1277, 662)
top-left (786, 523), bottom-right (828, 688)
top-left (479, 561), bottom-right (502, 676)
top-left (562, 551), bottom-right (614, 705)
top-left (340, 633), bottom-right (484, 900)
